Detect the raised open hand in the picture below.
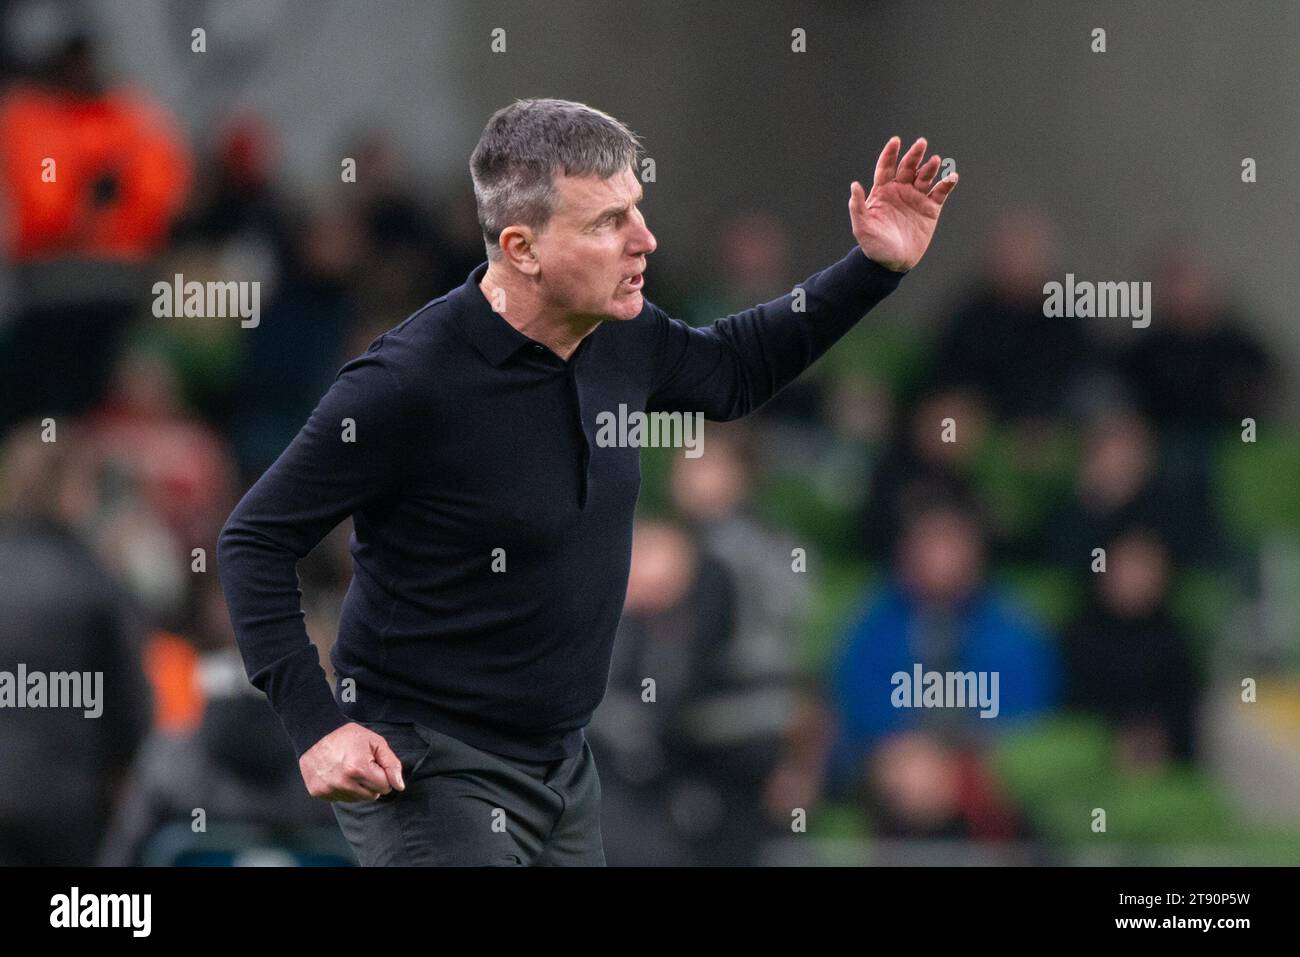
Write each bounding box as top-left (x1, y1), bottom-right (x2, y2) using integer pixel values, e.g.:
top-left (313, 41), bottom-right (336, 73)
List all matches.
top-left (849, 136), bottom-right (958, 273)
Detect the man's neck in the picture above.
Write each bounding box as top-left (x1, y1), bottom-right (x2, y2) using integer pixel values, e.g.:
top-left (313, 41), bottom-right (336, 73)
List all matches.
top-left (479, 263), bottom-right (603, 362)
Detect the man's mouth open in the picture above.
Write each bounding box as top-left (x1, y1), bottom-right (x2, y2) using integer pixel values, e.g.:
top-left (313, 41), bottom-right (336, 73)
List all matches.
top-left (618, 272), bottom-right (644, 292)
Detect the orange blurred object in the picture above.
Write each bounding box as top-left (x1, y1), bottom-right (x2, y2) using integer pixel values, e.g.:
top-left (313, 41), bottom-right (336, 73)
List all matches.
top-left (143, 630), bottom-right (204, 733)
top-left (0, 84), bottom-right (192, 261)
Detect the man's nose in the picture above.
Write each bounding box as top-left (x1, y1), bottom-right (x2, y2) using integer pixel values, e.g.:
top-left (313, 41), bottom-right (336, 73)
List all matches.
top-left (631, 221), bottom-right (657, 256)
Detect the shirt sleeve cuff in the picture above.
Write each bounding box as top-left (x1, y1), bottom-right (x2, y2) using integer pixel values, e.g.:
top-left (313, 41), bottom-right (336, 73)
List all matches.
top-left (851, 245), bottom-right (909, 281)
top-left (274, 669), bottom-right (352, 759)
top-left (813, 245), bottom-right (907, 314)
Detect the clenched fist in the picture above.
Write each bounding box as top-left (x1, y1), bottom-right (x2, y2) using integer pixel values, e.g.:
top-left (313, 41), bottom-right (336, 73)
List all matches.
top-left (299, 722), bottom-right (406, 801)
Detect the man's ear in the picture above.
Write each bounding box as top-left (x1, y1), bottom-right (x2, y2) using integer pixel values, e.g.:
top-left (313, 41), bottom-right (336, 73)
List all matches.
top-left (500, 226), bottom-right (540, 276)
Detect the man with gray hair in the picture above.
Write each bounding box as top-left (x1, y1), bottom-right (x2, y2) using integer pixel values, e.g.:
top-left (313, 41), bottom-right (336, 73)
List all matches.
top-left (218, 97), bottom-right (957, 865)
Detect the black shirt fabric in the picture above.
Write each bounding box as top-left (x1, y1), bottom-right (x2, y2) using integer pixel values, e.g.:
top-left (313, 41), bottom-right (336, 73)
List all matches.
top-left (217, 247), bottom-right (904, 761)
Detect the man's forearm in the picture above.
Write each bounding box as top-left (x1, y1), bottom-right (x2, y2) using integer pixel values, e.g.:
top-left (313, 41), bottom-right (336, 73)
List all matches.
top-left (649, 246), bottom-right (905, 418)
top-left (215, 348), bottom-right (409, 758)
top-left (217, 514), bottom-right (351, 759)
top-left (738, 246), bottom-right (906, 395)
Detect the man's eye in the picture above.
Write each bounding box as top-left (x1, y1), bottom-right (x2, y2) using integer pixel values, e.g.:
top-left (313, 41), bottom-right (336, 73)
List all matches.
top-left (595, 210), bottom-right (630, 229)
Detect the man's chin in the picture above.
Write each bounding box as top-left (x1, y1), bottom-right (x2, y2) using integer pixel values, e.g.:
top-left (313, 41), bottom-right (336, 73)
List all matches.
top-left (607, 290), bottom-right (643, 318)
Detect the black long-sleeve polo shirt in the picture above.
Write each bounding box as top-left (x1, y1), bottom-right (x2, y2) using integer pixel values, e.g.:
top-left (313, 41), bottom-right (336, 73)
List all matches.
top-left (217, 246), bottom-right (904, 761)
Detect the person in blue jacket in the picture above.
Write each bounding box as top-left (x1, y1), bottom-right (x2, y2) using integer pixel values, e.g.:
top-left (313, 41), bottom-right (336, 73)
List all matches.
top-left (827, 493), bottom-right (1059, 794)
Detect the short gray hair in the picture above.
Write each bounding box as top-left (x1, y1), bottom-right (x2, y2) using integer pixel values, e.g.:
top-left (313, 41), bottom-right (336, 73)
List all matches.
top-left (470, 98), bottom-right (642, 261)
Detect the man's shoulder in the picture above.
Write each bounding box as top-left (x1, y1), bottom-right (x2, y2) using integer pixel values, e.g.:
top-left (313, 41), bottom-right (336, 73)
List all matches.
top-left (346, 290), bottom-right (469, 377)
top-left (382, 290), bottom-right (466, 351)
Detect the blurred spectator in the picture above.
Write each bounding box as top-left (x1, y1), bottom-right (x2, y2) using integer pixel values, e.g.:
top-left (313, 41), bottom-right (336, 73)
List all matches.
top-left (1043, 403), bottom-right (1223, 568)
top-left (77, 343), bottom-right (238, 632)
top-left (162, 113), bottom-right (297, 425)
top-left (1120, 239), bottom-right (1277, 563)
top-left (173, 113), bottom-right (291, 275)
top-left (669, 426), bottom-right (829, 837)
top-left (0, 31), bottom-right (191, 427)
top-left (686, 209), bottom-right (794, 327)
top-left (823, 371), bottom-right (897, 472)
top-left (88, 343), bottom-right (238, 548)
top-left (228, 210), bottom-right (363, 480)
top-left (859, 387), bottom-right (988, 561)
top-left (1062, 527), bottom-right (1201, 769)
top-left (345, 130), bottom-right (456, 323)
top-left (864, 729), bottom-right (1031, 841)
top-left (670, 425), bottom-right (810, 696)
top-left (589, 519), bottom-right (793, 865)
top-left (0, 420), bottom-right (153, 865)
top-left (827, 495), bottom-right (1059, 796)
top-left (98, 574), bottom-right (343, 865)
top-left (925, 206), bottom-right (1096, 424)
top-left (1121, 239), bottom-right (1275, 434)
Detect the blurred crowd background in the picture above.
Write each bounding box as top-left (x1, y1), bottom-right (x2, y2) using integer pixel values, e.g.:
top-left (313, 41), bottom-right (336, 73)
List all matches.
top-left (1, 1), bottom-right (1298, 866)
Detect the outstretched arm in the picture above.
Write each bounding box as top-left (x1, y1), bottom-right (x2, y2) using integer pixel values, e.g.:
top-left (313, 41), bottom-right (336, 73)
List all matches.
top-left (647, 136), bottom-right (958, 419)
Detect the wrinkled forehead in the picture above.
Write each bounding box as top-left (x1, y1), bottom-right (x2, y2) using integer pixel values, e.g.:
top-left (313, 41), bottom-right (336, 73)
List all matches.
top-left (552, 167), bottom-right (641, 218)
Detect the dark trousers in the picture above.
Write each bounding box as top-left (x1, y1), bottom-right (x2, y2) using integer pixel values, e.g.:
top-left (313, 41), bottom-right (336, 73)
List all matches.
top-left (332, 720), bottom-right (605, 866)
